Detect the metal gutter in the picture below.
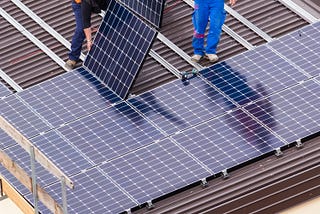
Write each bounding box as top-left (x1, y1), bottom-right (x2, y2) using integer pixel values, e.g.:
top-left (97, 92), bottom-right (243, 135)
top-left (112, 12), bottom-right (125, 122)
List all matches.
top-left (10, 0), bottom-right (85, 61)
top-left (278, 0), bottom-right (319, 23)
top-left (0, 7), bottom-right (68, 72)
top-left (0, 68), bottom-right (23, 92)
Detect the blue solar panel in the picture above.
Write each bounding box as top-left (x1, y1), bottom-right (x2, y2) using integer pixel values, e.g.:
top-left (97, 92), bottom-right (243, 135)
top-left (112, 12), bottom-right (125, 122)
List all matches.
top-left (17, 67), bottom-right (120, 128)
top-left (44, 168), bottom-right (137, 214)
top-left (119, 0), bottom-right (165, 27)
top-left (57, 102), bottom-right (164, 165)
top-left (172, 108), bottom-right (285, 173)
top-left (128, 77), bottom-right (236, 135)
top-left (268, 22), bottom-right (320, 77)
top-left (0, 95), bottom-right (51, 138)
top-left (2, 144), bottom-right (57, 187)
top-left (31, 130), bottom-right (92, 176)
top-left (84, 0), bottom-right (156, 99)
top-left (245, 78), bottom-right (320, 143)
top-left (100, 138), bottom-right (210, 204)
top-left (0, 81), bottom-right (11, 98)
top-left (201, 46), bottom-right (309, 106)
top-left (0, 129), bottom-right (17, 149)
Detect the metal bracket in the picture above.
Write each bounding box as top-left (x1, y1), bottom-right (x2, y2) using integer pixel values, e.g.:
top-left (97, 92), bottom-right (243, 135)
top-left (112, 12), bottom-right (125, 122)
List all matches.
top-left (296, 139), bottom-right (303, 148)
top-left (201, 178), bottom-right (208, 188)
top-left (125, 209), bottom-right (132, 214)
top-left (275, 148), bottom-right (283, 157)
top-left (146, 200), bottom-right (154, 210)
top-left (222, 169), bottom-right (229, 179)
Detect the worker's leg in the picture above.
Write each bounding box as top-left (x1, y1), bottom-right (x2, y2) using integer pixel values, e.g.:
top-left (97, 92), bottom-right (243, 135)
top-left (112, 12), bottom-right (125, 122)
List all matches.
top-left (206, 0), bottom-right (226, 54)
top-left (192, 0), bottom-right (210, 56)
top-left (68, 2), bottom-right (85, 61)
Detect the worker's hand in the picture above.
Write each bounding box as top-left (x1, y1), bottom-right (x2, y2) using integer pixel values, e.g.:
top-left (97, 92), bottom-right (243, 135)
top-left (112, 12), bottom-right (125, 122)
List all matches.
top-left (87, 40), bottom-right (92, 51)
top-left (230, 0), bottom-right (237, 6)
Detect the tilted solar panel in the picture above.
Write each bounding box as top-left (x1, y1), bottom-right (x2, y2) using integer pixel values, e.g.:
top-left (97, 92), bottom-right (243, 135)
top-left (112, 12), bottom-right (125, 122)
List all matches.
top-left (84, 0), bottom-right (157, 99)
top-left (119, 0), bottom-right (165, 28)
top-left (268, 21), bottom-right (320, 77)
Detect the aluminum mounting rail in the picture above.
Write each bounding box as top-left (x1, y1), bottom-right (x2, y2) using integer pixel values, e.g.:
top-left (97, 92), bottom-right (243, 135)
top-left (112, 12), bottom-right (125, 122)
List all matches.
top-left (224, 4), bottom-right (273, 42)
top-left (278, 0), bottom-right (318, 23)
top-left (0, 68), bottom-right (23, 92)
top-left (0, 7), bottom-right (69, 72)
top-left (10, 0), bottom-right (86, 61)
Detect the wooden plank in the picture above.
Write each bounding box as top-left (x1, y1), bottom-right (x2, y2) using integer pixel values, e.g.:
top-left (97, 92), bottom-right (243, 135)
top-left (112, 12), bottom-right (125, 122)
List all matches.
top-left (0, 116), bottom-right (74, 189)
top-left (0, 175), bottom-right (34, 214)
top-left (0, 150), bottom-right (64, 214)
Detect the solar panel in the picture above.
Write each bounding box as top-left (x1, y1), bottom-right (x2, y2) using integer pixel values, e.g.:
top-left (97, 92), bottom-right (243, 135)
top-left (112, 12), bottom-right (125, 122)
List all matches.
top-left (172, 108), bottom-right (285, 173)
top-left (31, 130), bottom-right (92, 176)
top-left (44, 168), bottom-right (137, 214)
top-left (0, 129), bottom-right (16, 149)
top-left (0, 81), bottom-right (11, 98)
top-left (57, 102), bottom-right (164, 165)
top-left (119, 0), bottom-right (165, 28)
top-left (200, 45), bottom-right (309, 107)
top-left (0, 95), bottom-right (51, 138)
top-left (18, 67), bottom-right (120, 128)
top-left (128, 77), bottom-right (236, 135)
top-left (84, 0), bottom-right (157, 99)
top-left (99, 138), bottom-right (210, 204)
top-left (244, 78), bottom-right (320, 144)
top-left (268, 22), bottom-right (320, 77)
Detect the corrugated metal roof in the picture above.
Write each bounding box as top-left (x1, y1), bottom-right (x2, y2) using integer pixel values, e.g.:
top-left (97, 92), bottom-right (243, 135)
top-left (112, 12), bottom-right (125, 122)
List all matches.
top-left (0, 0), bottom-right (318, 213)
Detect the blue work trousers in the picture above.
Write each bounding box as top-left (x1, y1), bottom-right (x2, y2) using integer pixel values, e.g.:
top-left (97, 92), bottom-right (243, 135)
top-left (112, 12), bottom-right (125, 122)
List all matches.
top-left (192, 0), bottom-right (226, 55)
top-left (69, 2), bottom-right (85, 61)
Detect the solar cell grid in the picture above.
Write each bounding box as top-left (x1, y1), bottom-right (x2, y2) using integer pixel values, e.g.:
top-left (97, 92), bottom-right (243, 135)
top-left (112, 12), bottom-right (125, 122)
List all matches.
top-left (0, 95), bottom-right (50, 138)
top-left (57, 102), bottom-right (164, 165)
top-left (245, 79), bottom-right (320, 143)
top-left (31, 131), bottom-right (92, 176)
top-left (268, 22), bottom-right (320, 77)
top-left (99, 138), bottom-right (210, 204)
top-left (84, 0), bottom-right (156, 99)
top-left (0, 81), bottom-right (11, 98)
top-left (128, 77), bottom-right (236, 135)
top-left (172, 108), bottom-right (285, 173)
top-left (44, 168), bottom-right (137, 214)
top-left (201, 46), bottom-right (308, 106)
top-left (17, 67), bottom-right (120, 128)
top-left (119, 0), bottom-right (165, 27)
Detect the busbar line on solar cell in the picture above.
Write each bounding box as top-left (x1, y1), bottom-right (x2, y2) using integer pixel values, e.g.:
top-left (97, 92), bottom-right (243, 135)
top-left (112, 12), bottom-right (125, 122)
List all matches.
top-left (200, 45), bottom-right (309, 108)
top-left (244, 79), bottom-right (320, 144)
top-left (119, 0), bottom-right (165, 28)
top-left (0, 81), bottom-right (11, 98)
top-left (267, 22), bottom-right (320, 78)
top-left (57, 102), bottom-right (164, 165)
top-left (0, 95), bottom-right (51, 138)
top-left (128, 77), bottom-right (236, 136)
top-left (43, 168), bottom-right (137, 214)
top-left (172, 108), bottom-right (285, 174)
top-left (30, 131), bottom-right (93, 176)
top-left (84, 0), bottom-right (157, 99)
top-left (17, 67), bottom-right (121, 128)
top-left (99, 138), bottom-right (211, 204)
top-left (2, 144), bottom-right (57, 188)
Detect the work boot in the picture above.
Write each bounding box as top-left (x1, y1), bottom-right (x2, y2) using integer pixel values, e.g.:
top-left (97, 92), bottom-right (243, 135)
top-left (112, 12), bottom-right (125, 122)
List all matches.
top-left (65, 59), bottom-right (77, 70)
top-left (191, 54), bottom-right (203, 62)
top-left (206, 54), bottom-right (219, 63)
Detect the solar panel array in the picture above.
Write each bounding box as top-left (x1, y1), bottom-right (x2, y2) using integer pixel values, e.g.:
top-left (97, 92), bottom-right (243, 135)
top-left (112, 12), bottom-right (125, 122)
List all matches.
top-left (84, 0), bottom-right (157, 99)
top-left (0, 18), bottom-right (319, 214)
top-left (119, 0), bottom-right (165, 28)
